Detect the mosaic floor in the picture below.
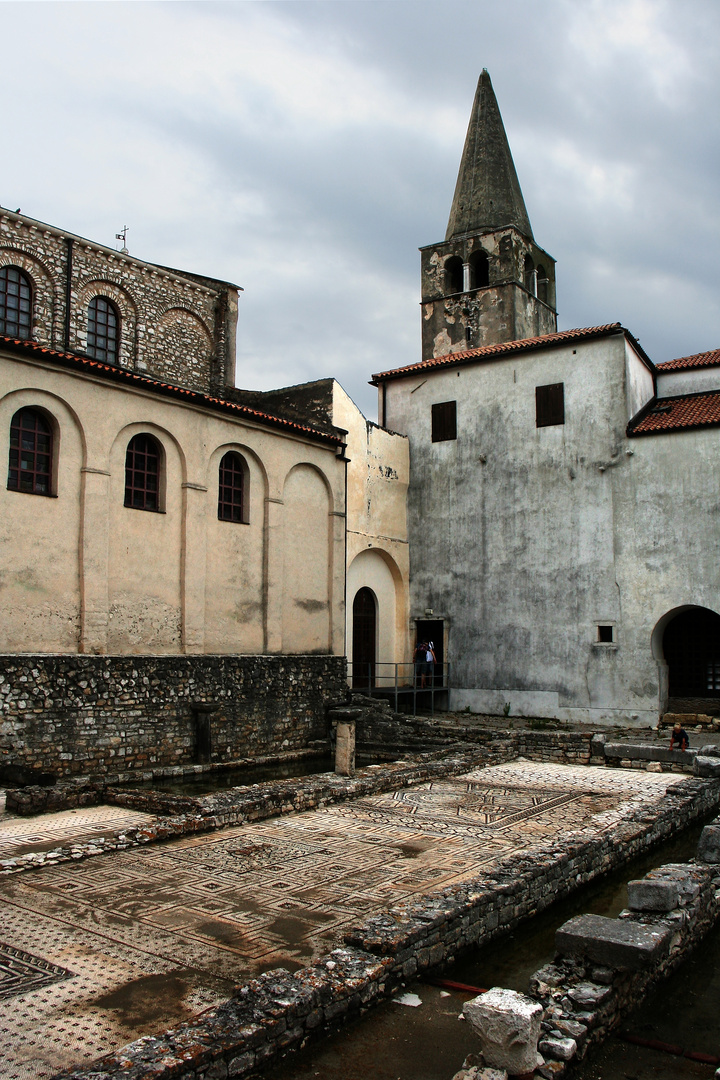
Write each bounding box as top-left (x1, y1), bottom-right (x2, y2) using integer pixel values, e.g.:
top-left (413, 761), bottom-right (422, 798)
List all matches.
top-left (0, 761), bottom-right (682, 1079)
top-left (0, 804), bottom-right (158, 859)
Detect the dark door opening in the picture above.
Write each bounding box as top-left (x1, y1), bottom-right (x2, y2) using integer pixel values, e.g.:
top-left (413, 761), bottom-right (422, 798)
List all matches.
top-left (663, 608), bottom-right (720, 698)
top-left (352, 587), bottom-right (376, 689)
top-left (415, 619), bottom-right (445, 686)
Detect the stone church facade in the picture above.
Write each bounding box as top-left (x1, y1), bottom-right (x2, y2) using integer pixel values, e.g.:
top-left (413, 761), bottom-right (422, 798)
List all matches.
top-left (0, 211), bottom-right (409, 778)
top-left (374, 70), bottom-right (720, 726)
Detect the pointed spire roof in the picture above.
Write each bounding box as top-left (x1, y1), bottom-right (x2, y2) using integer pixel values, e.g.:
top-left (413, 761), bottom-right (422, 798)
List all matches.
top-left (446, 70), bottom-right (533, 242)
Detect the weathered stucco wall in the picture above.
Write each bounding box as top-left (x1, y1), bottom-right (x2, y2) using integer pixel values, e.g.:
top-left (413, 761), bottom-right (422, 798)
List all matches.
top-left (382, 332), bottom-right (717, 725)
top-left (0, 653), bottom-right (345, 780)
top-left (332, 383), bottom-right (410, 672)
top-left (0, 353), bottom-right (346, 657)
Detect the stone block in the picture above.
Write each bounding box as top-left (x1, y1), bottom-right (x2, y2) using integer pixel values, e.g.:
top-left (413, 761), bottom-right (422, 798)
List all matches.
top-left (462, 988), bottom-right (543, 1075)
top-left (694, 756), bottom-right (720, 778)
top-left (697, 824), bottom-right (720, 863)
top-left (604, 743), bottom-right (696, 764)
top-left (539, 1036), bottom-right (577, 1061)
top-left (699, 745), bottom-right (720, 758)
top-left (627, 878), bottom-right (679, 913)
top-left (556, 915), bottom-right (673, 970)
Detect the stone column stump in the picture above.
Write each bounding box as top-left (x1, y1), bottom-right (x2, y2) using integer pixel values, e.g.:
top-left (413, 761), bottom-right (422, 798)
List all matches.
top-left (462, 987), bottom-right (543, 1075)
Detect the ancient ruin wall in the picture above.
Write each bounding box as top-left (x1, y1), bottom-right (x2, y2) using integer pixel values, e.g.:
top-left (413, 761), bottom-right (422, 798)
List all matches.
top-left (56, 776), bottom-right (720, 1080)
top-left (0, 654), bottom-right (345, 781)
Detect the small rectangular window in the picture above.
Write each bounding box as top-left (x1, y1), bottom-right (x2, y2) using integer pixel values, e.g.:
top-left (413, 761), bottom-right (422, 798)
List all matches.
top-left (432, 401), bottom-right (457, 443)
top-left (536, 383), bottom-right (564, 427)
top-left (597, 624), bottom-right (614, 643)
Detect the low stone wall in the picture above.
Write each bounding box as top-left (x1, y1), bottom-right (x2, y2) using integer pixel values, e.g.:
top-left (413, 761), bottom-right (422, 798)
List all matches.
top-left (352, 697), bottom-right (594, 765)
top-left (55, 776), bottom-right (720, 1079)
top-left (523, 843), bottom-right (720, 1076)
top-left (0, 653), bottom-right (345, 781)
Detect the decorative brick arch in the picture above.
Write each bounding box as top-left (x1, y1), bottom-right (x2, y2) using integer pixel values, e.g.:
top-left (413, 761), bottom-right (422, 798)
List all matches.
top-left (74, 278), bottom-right (138, 369)
top-left (0, 248), bottom-right (59, 345)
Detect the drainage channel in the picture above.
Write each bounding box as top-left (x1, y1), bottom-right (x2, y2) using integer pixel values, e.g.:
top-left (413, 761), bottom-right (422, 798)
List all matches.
top-left (266, 819), bottom-right (716, 1080)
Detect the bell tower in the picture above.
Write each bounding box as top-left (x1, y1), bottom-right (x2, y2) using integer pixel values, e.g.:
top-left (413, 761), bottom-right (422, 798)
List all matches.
top-left (420, 70), bottom-right (557, 361)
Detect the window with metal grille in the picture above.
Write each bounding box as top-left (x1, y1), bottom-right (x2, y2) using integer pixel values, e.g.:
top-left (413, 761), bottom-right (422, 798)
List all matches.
top-left (218, 452), bottom-right (246, 522)
top-left (124, 434), bottom-right (161, 511)
top-left (87, 296), bottom-right (120, 363)
top-left (7, 408), bottom-right (53, 495)
top-left (431, 400), bottom-right (457, 443)
top-left (707, 663), bottom-right (720, 692)
top-left (0, 266), bottom-right (33, 339)
top-left (536, 383), bottom-right (564, 427)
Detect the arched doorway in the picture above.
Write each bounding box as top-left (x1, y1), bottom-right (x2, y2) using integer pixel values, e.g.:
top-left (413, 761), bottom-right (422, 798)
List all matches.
top-left (663, 607), bottom-right (720, 701)
top-left (352, 587), bottom-right (376, 689)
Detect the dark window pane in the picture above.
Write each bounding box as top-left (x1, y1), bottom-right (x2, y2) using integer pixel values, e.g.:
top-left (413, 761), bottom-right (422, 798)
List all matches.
top-left (0, 266), bottom-right (33, 339)
top-left (536, 383), bottom-right (565, 428)
top-left (124, 433), bottom-right (161, 511)
top-left (7, 408), bottom-right (53, 495)
top-left (218, 452), bottom-right (245, 522)
top-left (431, 400), bottom-right (457, 443)
top-left (87, 296), bottom-right (120, 363)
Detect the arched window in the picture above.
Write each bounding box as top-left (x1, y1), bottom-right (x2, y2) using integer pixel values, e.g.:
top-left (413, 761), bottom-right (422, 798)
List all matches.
top-left (0, 266), bottom-right (33, 339)
top-left (124, 433), bottom-right (161, 511)
top-left (523, 254), bottom-right (535, 294)
top-left (444, 255), bottom-right (464, 295)
top-left (218, 451), bottom-right (246, 522)
top-left (536, 265), bottom-right (549, 305)
top-left (87, 296), bottom-right (120, 363)
top-left (469, 250), bottom-right (489, 289)
top-left (7, 408), bottom-right (53, 495)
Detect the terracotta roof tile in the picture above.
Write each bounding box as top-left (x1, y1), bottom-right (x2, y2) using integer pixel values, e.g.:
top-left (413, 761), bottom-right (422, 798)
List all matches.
top-left (371, 323), bottom-right (633, 383)
top-left (0, 335), bottom-right (344, 446)
top-left (629, 389), bottom-right (720, 436)
top-left (657, 347), bottom-right (720, 372)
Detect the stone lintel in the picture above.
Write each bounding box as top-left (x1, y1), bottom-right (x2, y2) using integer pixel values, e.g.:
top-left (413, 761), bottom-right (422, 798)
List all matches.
top-left (555, 914), bottom-right (673, 970)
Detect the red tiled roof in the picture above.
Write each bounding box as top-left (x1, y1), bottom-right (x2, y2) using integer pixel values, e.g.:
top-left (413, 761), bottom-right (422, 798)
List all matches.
top-left (371, 323), bottom-right (641, 383)
top-left (0, 336), bottom-right (344, 447)
top-left (657, 348), bottom-right (720, 372)
top-left (629, 390), bottom-right (720, 436)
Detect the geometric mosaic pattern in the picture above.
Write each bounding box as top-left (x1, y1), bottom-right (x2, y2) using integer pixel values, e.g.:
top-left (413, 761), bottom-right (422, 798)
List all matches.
top-left (0, 761), bottom-right (684, 1080)
top-left (0, 805), bottom-right (158, 860)
top-left (0, 943), bottom-right (75, 1001)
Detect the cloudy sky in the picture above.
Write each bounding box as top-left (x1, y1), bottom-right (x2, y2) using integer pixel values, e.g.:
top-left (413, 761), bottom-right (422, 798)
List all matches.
top-left (3, 0), bottom-right (719, 418)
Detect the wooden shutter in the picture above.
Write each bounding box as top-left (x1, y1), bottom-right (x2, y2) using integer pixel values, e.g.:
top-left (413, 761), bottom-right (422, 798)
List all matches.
top-left (431, 400), bottom-right (457, 442)
top-left (535, 383), bottom-right (564, 427)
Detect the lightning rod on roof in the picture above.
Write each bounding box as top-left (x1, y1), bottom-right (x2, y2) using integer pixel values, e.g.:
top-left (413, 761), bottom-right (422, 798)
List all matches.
top-left (115, 225), bottom-right (129, 254)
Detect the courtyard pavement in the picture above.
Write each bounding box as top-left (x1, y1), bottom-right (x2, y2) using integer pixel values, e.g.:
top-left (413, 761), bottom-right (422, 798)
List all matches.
top-left (0, 761), bottom-right (683, 1080)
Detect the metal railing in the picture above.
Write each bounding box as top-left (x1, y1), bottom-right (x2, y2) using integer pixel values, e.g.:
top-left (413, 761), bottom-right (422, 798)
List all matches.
top-left (346, 660), bottom-right (450, 716)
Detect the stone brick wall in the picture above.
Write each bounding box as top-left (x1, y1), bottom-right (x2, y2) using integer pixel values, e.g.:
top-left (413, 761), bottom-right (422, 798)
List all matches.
top-left (0, 654), bottom-right (345, 781)
top-left (0, 210), bottom-right (237, 393)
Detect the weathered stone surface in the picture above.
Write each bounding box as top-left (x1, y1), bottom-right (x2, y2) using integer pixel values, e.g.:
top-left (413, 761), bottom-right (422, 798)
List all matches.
top-left (566, 982), bottom-right (612, 1009)
top-left (700, 745), bottom-right (720, 758)
top-left (556, 915), bottom-right (672, 970)
top-left (463, 988), bottom-right (542, 1074)
top-left (333, 719), bottom-right (356, 777)
top-left (539, 1035), bottom-right (577, 1061)
top-left (698, 824), bottom-right (720, 862)
top-left (627, 878), bottom-right (679, 912)
top-left (0, 654), bottom-right (345, 782)
top-left (694, 756), bottom-right (720, 778)
top-left (603, 743), bottom-right (696, 764)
